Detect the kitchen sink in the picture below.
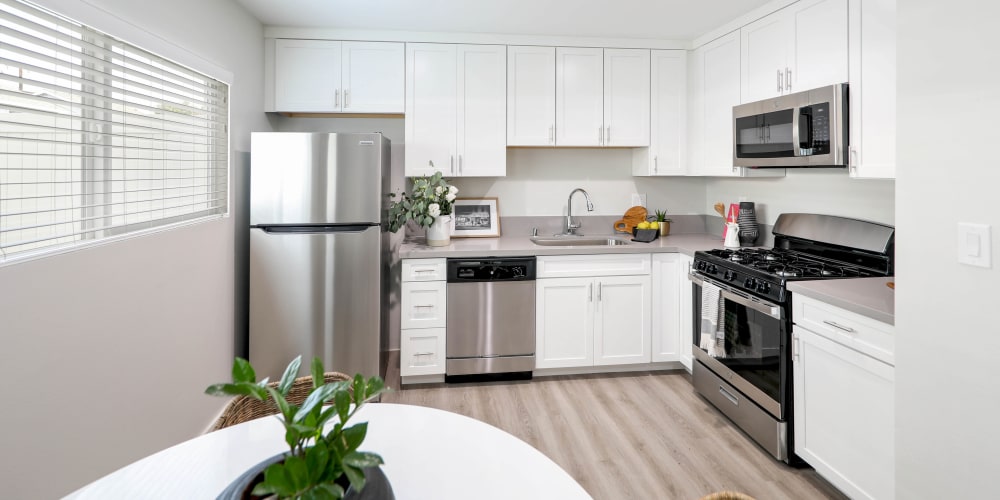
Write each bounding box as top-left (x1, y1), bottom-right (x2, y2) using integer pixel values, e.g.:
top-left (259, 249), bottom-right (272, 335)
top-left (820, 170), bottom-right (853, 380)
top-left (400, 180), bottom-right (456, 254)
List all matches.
top-left (530, 236), bottom-right (629, 246)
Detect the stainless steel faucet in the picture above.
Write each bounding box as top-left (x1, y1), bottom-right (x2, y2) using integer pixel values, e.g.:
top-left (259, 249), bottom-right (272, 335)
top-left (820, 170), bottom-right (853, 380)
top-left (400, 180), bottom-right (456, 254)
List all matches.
top-left (563, 188), bottom-right (594, 235)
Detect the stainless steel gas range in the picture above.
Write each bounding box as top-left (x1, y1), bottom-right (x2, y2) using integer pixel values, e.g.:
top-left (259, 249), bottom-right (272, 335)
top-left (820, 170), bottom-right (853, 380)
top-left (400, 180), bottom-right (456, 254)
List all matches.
top-left (688, 213), bottom-right (894, 463)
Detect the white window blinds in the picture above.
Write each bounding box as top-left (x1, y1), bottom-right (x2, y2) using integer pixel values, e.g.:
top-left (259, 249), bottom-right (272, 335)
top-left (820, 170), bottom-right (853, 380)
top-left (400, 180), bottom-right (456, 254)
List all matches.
top-left (0, 0), bottom-right (229, 263)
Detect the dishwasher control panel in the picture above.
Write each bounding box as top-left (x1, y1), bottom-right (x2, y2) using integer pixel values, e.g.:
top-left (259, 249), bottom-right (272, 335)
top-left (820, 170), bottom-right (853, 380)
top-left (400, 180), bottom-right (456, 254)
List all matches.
top-left (447, 257), bottom-right (536, 282)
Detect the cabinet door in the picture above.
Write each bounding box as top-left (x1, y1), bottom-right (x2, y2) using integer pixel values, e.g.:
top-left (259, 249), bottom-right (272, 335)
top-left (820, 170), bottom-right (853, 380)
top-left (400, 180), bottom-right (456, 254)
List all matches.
top-left (341, 41), bottom-right (404, 113)
top-left (400, 281), bottom-right (447, 329)
top-left (400, 328), bottom-right (446, 376)
top-left (651, 254), bottom-right (680, 362)
top-left (790, 0), bottom-right (848, 93)
top-left (536, 277), bottom-right (594, 369)
top-left (603, 49), bottom-right (650, 147)
top-left (794, 328), bottom-right (894, 500)
top-left (701, 31), bottom-right (742, 176)
top-left (457, 45), bottom-right (507, 177)
top-left (647, 50), bottom-right (687, 175)
top-left (507, 46), bottom-right (555, 146)
top-left (594, 275), bottom-right (651, 366)
top-left (686, 46), bottom-right (705, 175)
top-left (405, 43), bottom-right (457, 177)
top-left (556, 47), bottom-right (604, 146)
top-left (848, 0), bottom-right (896, 179)
top-left (678, 254), bottom-right (694, 371)
top-left (274, 39), bottom-right (341, 112)
top-left (740, 13), bottom-right (789, 102)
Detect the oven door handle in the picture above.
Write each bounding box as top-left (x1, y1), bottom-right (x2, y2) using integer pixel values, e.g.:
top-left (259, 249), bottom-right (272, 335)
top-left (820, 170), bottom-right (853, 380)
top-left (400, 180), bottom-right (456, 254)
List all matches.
top-left (688, 273), bottom-right (782, 320)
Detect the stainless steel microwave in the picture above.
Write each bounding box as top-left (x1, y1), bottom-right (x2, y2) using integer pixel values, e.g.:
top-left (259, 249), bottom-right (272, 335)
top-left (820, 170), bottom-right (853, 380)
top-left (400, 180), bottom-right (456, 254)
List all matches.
top-left (733, 83), bottom-right (848, 167)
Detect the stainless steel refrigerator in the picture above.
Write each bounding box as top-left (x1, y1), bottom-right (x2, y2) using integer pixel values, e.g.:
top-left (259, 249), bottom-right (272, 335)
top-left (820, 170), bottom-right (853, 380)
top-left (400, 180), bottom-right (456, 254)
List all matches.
top-left (249, 132), bottom-right (389, 382)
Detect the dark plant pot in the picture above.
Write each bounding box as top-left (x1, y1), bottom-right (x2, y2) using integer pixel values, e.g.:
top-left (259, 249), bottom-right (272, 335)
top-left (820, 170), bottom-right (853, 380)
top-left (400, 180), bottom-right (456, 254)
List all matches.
top-left (218, 453), bottom-right (394, 500)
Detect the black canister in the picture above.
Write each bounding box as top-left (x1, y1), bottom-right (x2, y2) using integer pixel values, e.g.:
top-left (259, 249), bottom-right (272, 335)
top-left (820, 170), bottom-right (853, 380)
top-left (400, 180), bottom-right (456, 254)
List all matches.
top-left (737, 202), bottom-right (759, 246)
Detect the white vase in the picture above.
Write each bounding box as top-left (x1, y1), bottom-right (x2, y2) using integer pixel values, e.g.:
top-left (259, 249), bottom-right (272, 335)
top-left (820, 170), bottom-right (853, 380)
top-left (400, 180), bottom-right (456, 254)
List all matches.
top-left (426, 215), bottom-right (452, 247)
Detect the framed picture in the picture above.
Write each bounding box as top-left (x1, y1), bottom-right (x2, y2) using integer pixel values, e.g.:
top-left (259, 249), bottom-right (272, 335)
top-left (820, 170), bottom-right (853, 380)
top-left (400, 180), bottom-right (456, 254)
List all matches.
top-left (452, 198), bottom-right (501, 238)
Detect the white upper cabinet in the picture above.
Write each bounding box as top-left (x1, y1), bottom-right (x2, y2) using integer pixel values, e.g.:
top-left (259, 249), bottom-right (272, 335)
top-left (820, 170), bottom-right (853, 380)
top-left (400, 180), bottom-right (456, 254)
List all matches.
top-left (556, 47), bottom-right (605, 146)
top-left (406, 43), bottom-right (507, 177)
top-left (848, 0), bottom-right (896, 179)
top-left (740, 0), bottom-right (848, 102)
top-left (634, 50), bottom-right (686, 176)
top-left (272, 39), bottom-right (403, 113)
top-left (507, 46), bottom-right (556, 146)
top-left (604, 49), bottom-right (651, 147)
top-left (508, 46), bottom-right (649, 147)
top-left (691, 31), bottom-right (743, 176)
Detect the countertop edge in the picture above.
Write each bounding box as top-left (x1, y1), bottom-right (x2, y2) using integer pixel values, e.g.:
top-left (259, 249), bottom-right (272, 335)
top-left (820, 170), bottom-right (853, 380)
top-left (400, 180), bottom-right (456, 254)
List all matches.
top-left (787, 277), bottom-right (895, 326)
top-left (398, 233), bottom-right (724, 259)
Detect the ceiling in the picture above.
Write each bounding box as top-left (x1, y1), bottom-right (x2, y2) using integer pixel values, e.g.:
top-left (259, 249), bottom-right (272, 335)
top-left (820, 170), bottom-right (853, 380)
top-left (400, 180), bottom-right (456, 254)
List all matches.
top-left (235, 0), bottom-right (775, 41)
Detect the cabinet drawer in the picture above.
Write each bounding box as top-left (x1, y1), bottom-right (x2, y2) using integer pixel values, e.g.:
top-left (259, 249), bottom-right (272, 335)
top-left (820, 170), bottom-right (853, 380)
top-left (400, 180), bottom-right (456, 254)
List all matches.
top-left (537, 254), bottom-right (651, 278)
top-left (402, 258), bottom-right (447, 282)
top-left (401, 281), bottom-right (447, 329)
top-left (793, 294), bottom-right (894, 365)
top-left (400, 328), bottom-right (446, 376)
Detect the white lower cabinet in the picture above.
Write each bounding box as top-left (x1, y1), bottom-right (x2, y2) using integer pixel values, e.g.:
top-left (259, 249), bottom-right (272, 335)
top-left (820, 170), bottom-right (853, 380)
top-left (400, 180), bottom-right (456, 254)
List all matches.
top-left (400, 258), bottom-right (447, 379)
top-left (535, 255), bottom-right (651, 370)
top-left (793, 294), bottom-right (894, 500)
top-left (651, 254), bottom-right (681, 361)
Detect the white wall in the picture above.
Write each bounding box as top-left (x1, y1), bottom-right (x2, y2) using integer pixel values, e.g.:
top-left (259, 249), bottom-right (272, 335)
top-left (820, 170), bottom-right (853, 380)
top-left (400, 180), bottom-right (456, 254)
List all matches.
top-left (0, 0), bottom-right (268, 497)
top-left (896, 1), bottom-right (1000, 496)
top-left (705, 170), bottom-right (895, 225)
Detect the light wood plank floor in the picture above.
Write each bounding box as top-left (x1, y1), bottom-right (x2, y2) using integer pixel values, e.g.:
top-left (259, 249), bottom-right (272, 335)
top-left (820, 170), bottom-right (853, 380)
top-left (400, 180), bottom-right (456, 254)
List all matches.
top-left (381, 354), bottom-right (846, 500)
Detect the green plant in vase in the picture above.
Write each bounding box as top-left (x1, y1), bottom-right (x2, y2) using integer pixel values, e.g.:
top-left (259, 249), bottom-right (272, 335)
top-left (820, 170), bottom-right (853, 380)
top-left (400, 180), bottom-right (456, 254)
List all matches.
top-left (206, 356), bottom-right (387, 499)
top-left (652, 209), bottom-right (672, 236)
top-left (385, 171), bottom-right (458, 232)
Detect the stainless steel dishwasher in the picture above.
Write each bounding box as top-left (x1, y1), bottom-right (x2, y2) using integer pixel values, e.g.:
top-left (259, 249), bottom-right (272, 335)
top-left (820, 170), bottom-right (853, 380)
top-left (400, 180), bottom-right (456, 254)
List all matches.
top-left (446, 257), bottom-right (536, 378)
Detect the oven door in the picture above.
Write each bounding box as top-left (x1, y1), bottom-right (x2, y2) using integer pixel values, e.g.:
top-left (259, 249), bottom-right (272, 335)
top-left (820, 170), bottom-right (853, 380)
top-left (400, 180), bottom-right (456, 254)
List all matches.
top-left (689, 272), bottom-right (788, 419)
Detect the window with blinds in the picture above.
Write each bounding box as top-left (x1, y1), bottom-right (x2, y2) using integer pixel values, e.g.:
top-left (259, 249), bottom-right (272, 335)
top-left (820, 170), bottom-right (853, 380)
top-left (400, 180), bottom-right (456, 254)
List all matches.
top-left (0, 0), bottom-right (229, 263)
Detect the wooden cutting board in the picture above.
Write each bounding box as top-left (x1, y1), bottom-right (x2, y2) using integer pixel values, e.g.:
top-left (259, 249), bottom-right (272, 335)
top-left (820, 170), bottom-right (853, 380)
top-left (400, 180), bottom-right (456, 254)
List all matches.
top-left (614, 206), bottom-right (648, 234)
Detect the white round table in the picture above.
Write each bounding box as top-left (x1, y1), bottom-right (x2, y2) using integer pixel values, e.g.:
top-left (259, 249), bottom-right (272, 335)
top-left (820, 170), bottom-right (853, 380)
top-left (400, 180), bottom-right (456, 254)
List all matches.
top-left (65, 403), bottom-right (592, 499)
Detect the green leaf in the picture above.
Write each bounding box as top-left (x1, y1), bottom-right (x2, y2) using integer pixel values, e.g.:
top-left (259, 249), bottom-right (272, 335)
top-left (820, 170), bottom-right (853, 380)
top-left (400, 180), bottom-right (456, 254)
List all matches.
top-left (293, 383), bottom-right (338, 423)
top-left (304, 440), bottom-right (330, 484)
top-left (311, 357), bottom-right (324, 389)
top-left (278, 356), bottom-right (302, 396)
top-left (260, 462), bottom-right (294, 496)
top-left (283, 454), bottom-right (309, 492)
top-left (352, 374), bottom-right (365, 403)
top-left (318, 405), bottom-right (340, 429)
top-left (232, 357), bottom-right (256, 383)
top-left (314, 483), bottom-right (345, 499)
top-left (335, 390), bottom-right (350, 423)
top-left (266, 387), bottom-right (293, 421)
top-left (284, 424), bottom-right (300, 450)
top-left (342, 464), bottom-right (366, 492)
top-left (204, 382), bottom-right (266, 401)
top-left (361, 377), bottom-right (386, 403)
top-left (344, 451), bottom-right (384, 469)
top-left (341, 422), bottom-right (368, 452)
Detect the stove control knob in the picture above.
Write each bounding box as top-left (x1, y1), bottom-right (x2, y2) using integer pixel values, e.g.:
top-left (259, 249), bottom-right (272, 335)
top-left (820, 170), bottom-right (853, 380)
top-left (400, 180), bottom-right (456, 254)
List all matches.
top-left (744, 277), bottom-right (756, 289)
top-left (756, 282), bottom-right (771, 294)
top-left (696, 261), bottom-right (706, 272)
top-left (724, 270), bottom-right (737, 281)
top-left (708, 265), bottom-right (718, 275)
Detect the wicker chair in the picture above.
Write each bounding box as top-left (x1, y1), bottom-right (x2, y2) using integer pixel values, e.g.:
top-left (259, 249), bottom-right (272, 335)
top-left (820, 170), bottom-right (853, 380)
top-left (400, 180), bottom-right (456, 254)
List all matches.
top-left (209, 371), bottom-right (352, 431)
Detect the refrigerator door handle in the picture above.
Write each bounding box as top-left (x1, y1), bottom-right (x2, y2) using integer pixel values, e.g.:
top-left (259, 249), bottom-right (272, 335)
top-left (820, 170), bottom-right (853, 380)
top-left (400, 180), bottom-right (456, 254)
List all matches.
top-left (256, 224), bottom-right (374, 234)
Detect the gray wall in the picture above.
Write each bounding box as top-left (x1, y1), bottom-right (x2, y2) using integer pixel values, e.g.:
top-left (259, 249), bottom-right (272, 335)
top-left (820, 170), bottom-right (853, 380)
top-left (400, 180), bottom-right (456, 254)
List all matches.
top-left (0, 0), bottom-right (269, 497)
top-left (896, 0), bottom-right (1000, 495)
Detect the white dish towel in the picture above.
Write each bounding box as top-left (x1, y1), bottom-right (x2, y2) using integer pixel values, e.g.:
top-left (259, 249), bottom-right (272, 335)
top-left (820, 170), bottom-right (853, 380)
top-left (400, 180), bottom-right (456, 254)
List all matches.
top-left (699, 282), bottom-right (727, 357)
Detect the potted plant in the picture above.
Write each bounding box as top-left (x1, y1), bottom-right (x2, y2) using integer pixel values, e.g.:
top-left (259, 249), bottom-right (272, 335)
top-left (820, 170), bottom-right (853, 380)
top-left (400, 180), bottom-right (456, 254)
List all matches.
top-left (206, 356), bottom-right (390, 499)
top-left (652, 209), bottom-right (672, 237)
top-left (385, 172), bottom-right (458, 247)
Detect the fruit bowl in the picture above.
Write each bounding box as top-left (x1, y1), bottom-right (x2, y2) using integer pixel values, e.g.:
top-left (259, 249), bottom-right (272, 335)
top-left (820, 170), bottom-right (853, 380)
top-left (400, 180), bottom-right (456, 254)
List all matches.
top-left (631, 227), bottom-right (659, 242)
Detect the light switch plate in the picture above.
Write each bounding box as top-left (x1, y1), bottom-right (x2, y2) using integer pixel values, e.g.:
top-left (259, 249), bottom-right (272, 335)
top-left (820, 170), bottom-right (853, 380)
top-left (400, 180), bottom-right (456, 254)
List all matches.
top-left (630, 193), bottom-right (646, 207)
top-left (957, 223), bottom-right (991, 268)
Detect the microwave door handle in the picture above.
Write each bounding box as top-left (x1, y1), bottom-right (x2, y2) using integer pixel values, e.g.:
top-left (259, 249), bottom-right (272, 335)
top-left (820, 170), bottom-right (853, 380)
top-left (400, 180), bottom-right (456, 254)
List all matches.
top-left (791, 107), bottom-right (801, 157)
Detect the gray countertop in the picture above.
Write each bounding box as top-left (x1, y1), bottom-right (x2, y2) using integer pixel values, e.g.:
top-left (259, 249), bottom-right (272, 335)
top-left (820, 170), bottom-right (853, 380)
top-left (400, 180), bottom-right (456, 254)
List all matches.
top-left (399, 233), bottom-right (727, 259)
top-left (787, 277), bottom-right (895, 325)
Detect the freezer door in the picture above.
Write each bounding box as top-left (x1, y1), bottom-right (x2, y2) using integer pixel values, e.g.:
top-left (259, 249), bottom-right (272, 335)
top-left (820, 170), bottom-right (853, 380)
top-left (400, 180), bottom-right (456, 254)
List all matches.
top-left (250, 133), bottom-right (386, 225)
top-left (249, 225), bottom-right (381, 381)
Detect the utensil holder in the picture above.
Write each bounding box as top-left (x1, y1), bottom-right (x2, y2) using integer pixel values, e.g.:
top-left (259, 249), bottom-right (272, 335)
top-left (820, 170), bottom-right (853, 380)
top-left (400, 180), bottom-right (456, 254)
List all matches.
top-left (736, 202), bottom-right (759, 246)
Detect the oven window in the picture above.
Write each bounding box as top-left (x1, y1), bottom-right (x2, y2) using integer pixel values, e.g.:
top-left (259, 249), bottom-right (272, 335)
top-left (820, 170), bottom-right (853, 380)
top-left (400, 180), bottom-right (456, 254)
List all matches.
top-left (694, 288), bottom-right (783, 402)
top-left (734, 109), bottom-right (795, 158)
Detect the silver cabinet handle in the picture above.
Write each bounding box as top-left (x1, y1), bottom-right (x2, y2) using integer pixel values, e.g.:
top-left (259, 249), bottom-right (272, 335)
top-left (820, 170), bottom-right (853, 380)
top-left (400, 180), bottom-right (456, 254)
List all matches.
top-left (777, 69), bottom-right (783, 93)
top-left (549, 125), bottom-right (554, 144)
top-left (413, 269), bottom-right (435, 273)
top-left (823, 320), bottom-right (856, 333)
top-left (414, 304), bottom-right (435, 309)
top-left (606, 126), bottom-right (611, 144)
top-left (850, 148), bottom-right (858, 173)
top-left (428, 160), bottom-right (435, 171)
top-left (653, 155), bottom-right (658, 174)
top-left (597, 282), bottom-right (602, 301)
top-left (335, 89), bottom-right (341, 108)
top-left (458, 154), bottom-right (463, 174)
top-left (588, 283), bottom-right (593, 302)
top-left (413, 352), bottom-right (434, 356)
top-left (344, 89), bottom-right (350, 108)
top-left (792, 333), bottom-right (800, 361)
top-left (719, 385), bottom-right (739, 406)
top-left (450, 155), bottom-right (455, 174)
top-left (785, 68), bottom-right (791, 92)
